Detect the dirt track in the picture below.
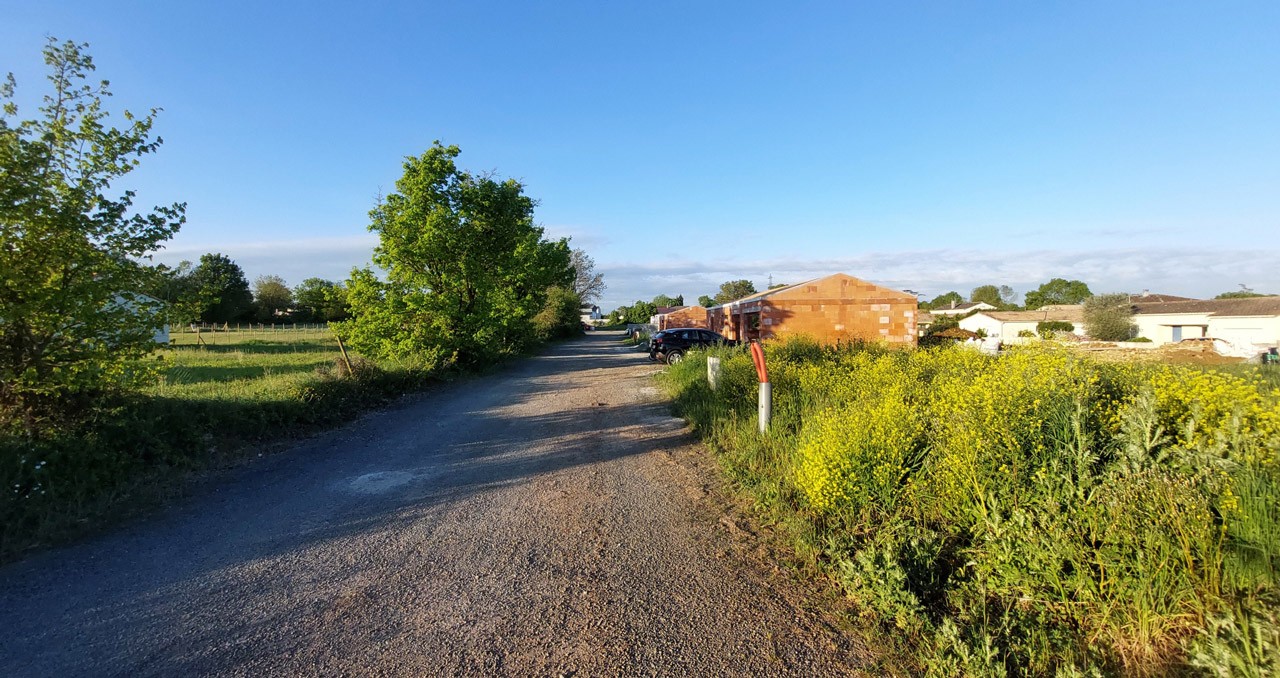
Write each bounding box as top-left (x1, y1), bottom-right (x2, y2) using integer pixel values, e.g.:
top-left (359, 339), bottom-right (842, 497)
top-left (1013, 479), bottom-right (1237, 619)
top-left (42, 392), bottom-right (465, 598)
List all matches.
top-left (0, 332), bottom-right (869, 676)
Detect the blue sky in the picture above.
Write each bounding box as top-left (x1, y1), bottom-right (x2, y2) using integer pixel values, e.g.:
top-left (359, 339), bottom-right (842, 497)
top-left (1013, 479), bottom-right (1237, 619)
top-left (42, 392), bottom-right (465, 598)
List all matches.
top-left (4, 1), bottom-right (1278, 310)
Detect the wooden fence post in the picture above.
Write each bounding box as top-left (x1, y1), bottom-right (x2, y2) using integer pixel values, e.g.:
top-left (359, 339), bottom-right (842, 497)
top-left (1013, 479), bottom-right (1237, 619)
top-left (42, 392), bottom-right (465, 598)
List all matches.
top-left (335, 334), bottom-right (355, 377)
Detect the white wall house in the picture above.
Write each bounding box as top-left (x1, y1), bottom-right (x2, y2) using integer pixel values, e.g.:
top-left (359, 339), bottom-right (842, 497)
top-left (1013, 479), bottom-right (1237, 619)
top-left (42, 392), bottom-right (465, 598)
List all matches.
top-left (112, 292), bottom-right (170, 344)
top-left (1133, 298), bottom-right (1280, 348)
top-left (959, 306), bottom-right (1085, 345)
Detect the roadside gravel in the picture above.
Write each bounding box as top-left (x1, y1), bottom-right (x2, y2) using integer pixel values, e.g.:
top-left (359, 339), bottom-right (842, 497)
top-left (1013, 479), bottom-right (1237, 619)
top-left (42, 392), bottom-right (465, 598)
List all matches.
top-left (0, 332), bottom-right (871, 676)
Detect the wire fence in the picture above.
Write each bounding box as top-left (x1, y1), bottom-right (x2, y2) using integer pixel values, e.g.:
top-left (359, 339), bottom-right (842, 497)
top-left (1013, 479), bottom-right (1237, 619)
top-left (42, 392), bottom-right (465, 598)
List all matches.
top-left (169, 323), bottom-right (334, 347)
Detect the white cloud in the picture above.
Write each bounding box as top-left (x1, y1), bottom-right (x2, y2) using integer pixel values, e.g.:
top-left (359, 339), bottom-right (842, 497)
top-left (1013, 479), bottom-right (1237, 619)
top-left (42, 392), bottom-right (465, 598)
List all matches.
top-left (596, 247), bottom-right (1278, 309)
top-left (149, 236), bottom-right (1277, 311)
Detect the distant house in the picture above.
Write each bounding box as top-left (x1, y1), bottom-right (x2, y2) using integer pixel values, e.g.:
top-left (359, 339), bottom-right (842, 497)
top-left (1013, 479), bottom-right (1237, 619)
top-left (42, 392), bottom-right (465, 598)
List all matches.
top-left (959, 306), bottom-right (1085, 344)
top-left (1132, 297), bottom-right (1280, 347)
top-left (705, 273), bottom-right (917, 346)
top-left (579, 305), bottom-right (602, 324)
top-left (112, 292), bottom-right (170, 344)
top-left (930, 301), bottom-right (997, 317)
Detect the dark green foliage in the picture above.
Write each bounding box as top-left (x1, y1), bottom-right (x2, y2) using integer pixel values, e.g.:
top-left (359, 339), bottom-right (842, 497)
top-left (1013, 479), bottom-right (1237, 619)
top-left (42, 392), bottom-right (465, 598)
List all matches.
top-left (293, 278), bottom-right (349, 322)
top-left (1, 38), bottom-right (185, 431)
top-left (191, 253), bottom-right (253, 323)
top-left (1083, 293), bottom-right (1137, 341)
top-left (698, 295), bottom-right (715, 308)
top-left (336, 142), bottom-right (574, 366)
top-left (1036, 320), bottom-right (1075, 338)
top-left (923, 291), bottom-right (963, 310)
top-left (1215, 291), bottom-right (1274, 299)
top-left (713, 279), bottom-right (757, 304)
top-left (652, 294), bottom-right (684, 307)
top-left (1024, 278), bottom-right (1092, 309)
top-left (532, 287), bottom-right (583, 340)
top-left (251, 274), bottom-right (292, 322)
top-left (970, 284), bottom-right (1016, 308)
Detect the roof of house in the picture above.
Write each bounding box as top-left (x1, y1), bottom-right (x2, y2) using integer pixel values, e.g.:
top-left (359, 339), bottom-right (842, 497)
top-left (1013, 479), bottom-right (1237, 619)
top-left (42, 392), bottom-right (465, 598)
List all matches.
top-left (976, 306), bottom-right (1084, 323)
top-left (709, 273), bottom-right (914, 309)
top-left (653, 306), bottom-right (687, 315)
top-left (1132, 297), bottom-right (1280, 317)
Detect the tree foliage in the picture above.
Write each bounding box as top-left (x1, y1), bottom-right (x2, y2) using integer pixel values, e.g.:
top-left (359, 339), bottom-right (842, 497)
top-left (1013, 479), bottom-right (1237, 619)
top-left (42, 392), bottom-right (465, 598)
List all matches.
top-left (923, 291), bottom-right (963, 310)
top-left (1024, 278), bottom-right (1092, 310)
top-left (0, 38), bottom-right (185, 429)
top-left (190, 253), bottom-right (252, 323)
top-left (652, 294), bottom-right (684, 308)
top-left (144, 260), bottom-right (211, 327)
top-left (1083, 293), bottom-right (1136, 341)
top-left (336, 143), bottom-right (573, 365)
top-left (697, 295), bottom-right (714, 308)
top-left (971, 284), bottom-right (1016, 308)
top-left (569, 249), bottom-right (605, 305)
top-left (1215, 291), bottom-right (1273, 299)
top-left (293, 278), bottom-right (349, 322)
top-left (532, 286), bottom-right (583, 341)
top-left (252, 274), bottom-right (292, 321)
top-left (713, 279), bottom-right (757, 304)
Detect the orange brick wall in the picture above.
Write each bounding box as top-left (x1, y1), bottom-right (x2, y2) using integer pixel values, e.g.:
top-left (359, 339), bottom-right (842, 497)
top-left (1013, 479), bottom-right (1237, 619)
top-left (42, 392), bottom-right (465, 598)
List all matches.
top-left (658, 306), bottom-right (710, 330)
top-left (713, 274), bottom-right (917, 346)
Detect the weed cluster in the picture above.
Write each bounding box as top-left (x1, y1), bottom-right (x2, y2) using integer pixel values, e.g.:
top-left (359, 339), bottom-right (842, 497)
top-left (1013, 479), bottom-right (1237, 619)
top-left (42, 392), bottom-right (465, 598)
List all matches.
top-left (662, 339), bottom-right (1280, 675)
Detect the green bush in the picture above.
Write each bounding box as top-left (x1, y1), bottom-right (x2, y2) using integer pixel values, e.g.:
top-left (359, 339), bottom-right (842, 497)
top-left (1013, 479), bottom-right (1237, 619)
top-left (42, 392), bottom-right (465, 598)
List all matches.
top-left (1036, 320), bottom-right (1075, 339)
top-left (660, 338), bottom-right (1280, 675)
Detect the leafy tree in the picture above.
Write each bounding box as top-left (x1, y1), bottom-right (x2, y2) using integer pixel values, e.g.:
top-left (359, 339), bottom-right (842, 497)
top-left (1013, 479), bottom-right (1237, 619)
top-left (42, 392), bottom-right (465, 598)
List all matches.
top-left (532, 286), bottom-right (583, 340)
top-left (769, 282), bottom-right (789, 289)
top-left (1024, 278), bottom-right (1092, 310)
top-left (337, 142), bottom-right (573, 365)
top-left (569, 249), bottom-right (605, 305)
top-left (252, 274), bottom-right (293, 321)
top-left (1083, 293), bottom-right (1136, 341)
top-left (623, 300), bottom-right (657, 324)
top-left (652, 294), bottom-right (684, 307)
top-left (698, 295), bottom-right (715, 308)
top-left (0, 38), bottom-right (185, 428)
top-left (294, 278), bottom-right (349, 322)
top-left (1214, 291), bottom-right (1273, 299)
top-left (145, 260), bottom-right (211, 327)
top-left (970, 284), bottom-right (1016, 308)
top-left (924, 291), bottom-right (963, 310)
top-left (713, 279), bottom-right (757, 304)
top-left (190, 253), bottom-right (252, 323)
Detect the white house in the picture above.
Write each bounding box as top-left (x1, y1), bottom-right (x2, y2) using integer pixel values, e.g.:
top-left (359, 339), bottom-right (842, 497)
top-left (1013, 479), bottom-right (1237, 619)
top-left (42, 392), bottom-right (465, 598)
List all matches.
top-left (1133, 298), bottom-right (1280, 347)
top-left (959, 306), bottom-right (1085, 345)
top-left (579, 305), bottom-right (603, 324)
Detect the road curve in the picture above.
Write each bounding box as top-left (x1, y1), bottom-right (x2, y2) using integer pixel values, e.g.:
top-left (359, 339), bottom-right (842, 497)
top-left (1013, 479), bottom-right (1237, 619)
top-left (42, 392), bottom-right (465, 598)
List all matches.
top-left (0, 332), bottom-right (869, 676)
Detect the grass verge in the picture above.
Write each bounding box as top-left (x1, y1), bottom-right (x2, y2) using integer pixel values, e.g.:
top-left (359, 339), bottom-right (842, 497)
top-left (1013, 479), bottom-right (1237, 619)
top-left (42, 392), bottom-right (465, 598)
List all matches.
top-left (660, 339), bottom-right (1280, 676)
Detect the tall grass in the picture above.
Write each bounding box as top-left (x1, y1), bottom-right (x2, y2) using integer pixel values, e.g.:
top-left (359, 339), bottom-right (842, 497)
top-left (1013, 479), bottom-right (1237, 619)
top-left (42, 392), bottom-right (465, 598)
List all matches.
top-left (662, 339), bottom-right (1280, 676)
top-left (0, 334), bottom-right (436, 561)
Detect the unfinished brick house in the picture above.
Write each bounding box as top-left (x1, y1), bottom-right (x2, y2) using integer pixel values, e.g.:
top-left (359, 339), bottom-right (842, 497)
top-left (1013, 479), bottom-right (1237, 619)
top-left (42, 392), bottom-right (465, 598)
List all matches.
top-left (707, 273), bottom-right (918, 346)
top-left (656, 305), bottom-right (711, 330)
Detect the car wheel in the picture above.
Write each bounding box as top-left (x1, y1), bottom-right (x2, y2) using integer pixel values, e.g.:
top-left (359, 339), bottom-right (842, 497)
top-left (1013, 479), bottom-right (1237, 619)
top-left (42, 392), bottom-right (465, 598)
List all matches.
top-left (666, 351), bottom-right (684, 365)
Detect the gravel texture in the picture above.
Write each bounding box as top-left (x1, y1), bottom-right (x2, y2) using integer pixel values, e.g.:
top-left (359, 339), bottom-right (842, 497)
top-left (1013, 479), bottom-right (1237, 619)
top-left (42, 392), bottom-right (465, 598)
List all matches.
top-left (0, 332), bottom-right (870, 676)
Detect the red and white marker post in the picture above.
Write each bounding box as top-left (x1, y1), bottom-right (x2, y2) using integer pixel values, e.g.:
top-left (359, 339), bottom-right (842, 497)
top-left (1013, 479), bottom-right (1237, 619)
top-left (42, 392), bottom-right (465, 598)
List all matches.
top-left (749, 341), bottom-right (771, 433)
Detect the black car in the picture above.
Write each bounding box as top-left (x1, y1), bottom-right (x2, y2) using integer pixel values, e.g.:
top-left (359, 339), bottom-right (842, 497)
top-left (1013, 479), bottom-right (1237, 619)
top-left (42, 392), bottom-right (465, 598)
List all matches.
top-left (649, 328), bottom-right (737, 364)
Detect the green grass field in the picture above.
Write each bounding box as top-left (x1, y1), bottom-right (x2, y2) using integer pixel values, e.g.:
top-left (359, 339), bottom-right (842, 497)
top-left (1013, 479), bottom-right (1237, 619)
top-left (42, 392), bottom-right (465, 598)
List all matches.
top-left (158, 328), bottom-right (346, 402)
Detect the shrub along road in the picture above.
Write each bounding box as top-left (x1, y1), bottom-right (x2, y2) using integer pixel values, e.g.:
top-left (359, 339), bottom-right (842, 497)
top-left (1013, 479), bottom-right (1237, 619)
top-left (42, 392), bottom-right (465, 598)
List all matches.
top-left (0, 332), bottom-right (867, 676)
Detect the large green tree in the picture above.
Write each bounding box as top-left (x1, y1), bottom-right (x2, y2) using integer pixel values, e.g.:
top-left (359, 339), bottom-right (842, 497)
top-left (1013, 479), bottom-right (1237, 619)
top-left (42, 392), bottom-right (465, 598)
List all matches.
top-left (712, 279), bottom-right (757, 304)
top-left (190, 253), bottom-right (252, 323)
top-left (337, 143), bottom-right (573, 365)
top-left (252, 274), bottom-right (293, 321)
top-left (923, 291), bottom-right (963, 310)
top-left (293, 277), bottom-right (349, 322)
top-left (970, 284), bottom-right (1016, 308)
top-left (1024, 278), bottom-right (1092, 310)
top-left (1, 39), bottom-right (185, 428)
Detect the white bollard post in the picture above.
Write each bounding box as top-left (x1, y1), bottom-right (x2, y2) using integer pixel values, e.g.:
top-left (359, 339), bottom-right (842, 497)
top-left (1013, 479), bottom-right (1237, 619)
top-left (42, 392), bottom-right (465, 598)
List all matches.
top-left (707, 357), bottom-right (721, 391)
top-left (758, 381), bottom-right (772, 434)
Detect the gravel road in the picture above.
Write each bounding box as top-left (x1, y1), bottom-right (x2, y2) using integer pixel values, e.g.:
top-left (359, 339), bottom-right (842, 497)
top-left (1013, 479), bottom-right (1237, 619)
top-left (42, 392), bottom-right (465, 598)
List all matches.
top-left (0, 332), bottom-right (870, 676)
